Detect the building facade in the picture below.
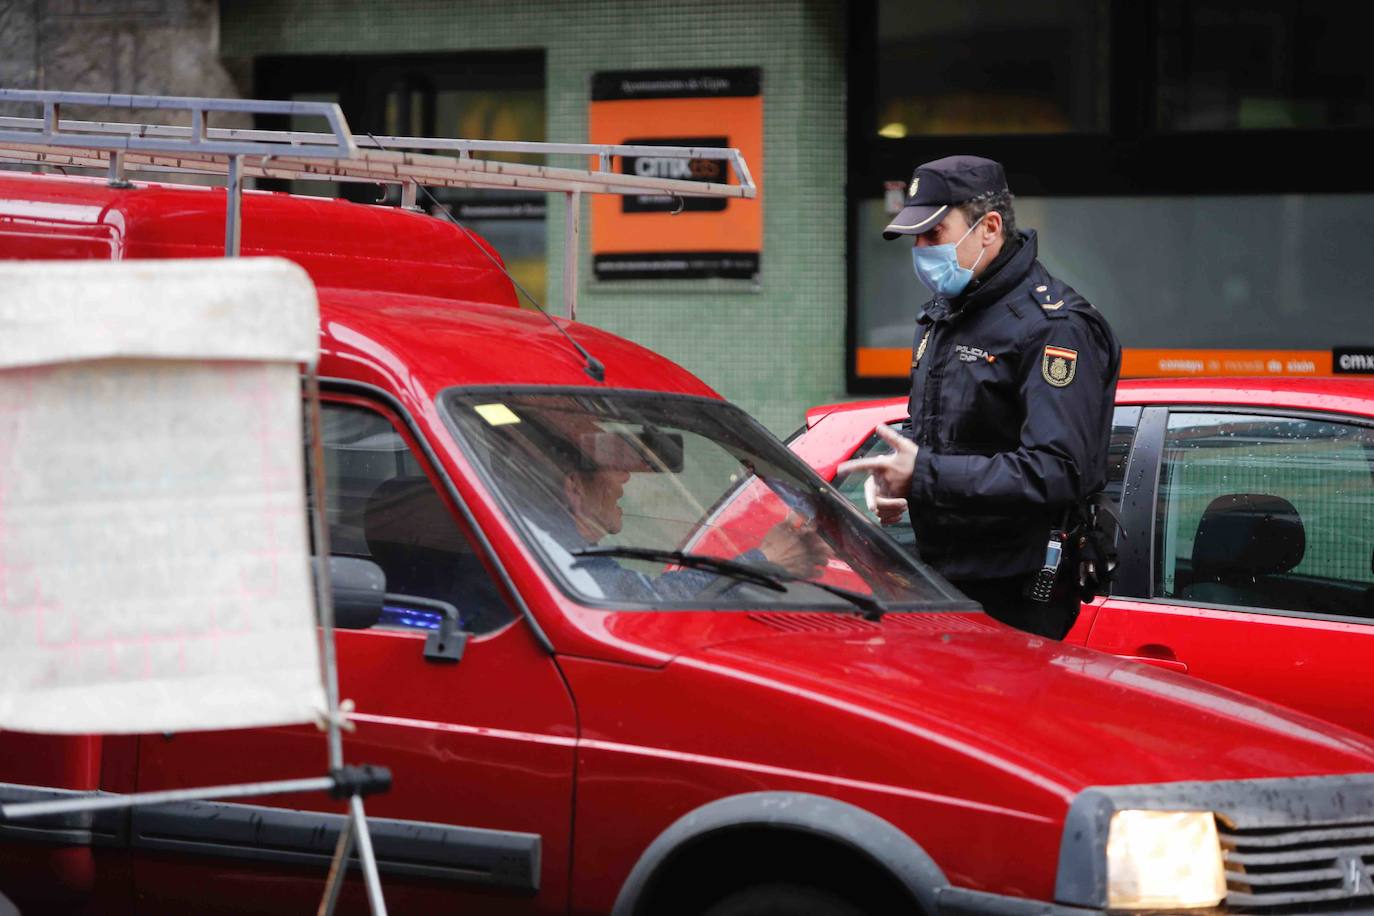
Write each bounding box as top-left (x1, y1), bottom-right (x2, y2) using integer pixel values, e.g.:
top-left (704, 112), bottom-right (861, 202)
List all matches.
top-left (223, 0), bottom-right (850, 435)
top-left (5, 1), bottom-right (1372, 430)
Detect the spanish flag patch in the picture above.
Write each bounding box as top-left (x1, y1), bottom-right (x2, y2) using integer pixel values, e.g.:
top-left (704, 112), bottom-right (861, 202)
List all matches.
top-left (1042, 345), bottom-right (1078, 387)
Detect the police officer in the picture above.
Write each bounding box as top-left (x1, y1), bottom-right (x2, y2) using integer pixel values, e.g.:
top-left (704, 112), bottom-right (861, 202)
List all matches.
top-left (838, 155), bottom-right (1121, 639)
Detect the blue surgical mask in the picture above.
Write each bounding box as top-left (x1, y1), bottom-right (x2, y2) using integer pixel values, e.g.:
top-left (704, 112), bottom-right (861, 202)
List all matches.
top-left (911, 215), bottom-right (987, 298)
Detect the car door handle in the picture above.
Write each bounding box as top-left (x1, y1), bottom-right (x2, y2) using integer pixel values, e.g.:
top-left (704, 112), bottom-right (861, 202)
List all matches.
top-left (1115, 655), bottom-right (1188, 673)
top-left (1115, 643), bottom-right (1188, 673)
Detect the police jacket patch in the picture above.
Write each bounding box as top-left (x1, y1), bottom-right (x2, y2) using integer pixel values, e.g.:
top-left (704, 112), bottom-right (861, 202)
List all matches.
top-left (1042, 345), bottom-right (1078, 387)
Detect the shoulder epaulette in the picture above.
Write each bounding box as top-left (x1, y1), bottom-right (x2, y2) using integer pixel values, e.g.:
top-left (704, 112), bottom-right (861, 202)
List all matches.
top-left (1028, 282), bottom-right (1071, 319)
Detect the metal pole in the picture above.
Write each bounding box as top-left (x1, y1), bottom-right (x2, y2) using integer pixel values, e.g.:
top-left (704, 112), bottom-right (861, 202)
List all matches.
top-left (317, 814), bottom-right (356, 916)
top-left (563, 189), bottom-right (581, 320)
top-left (107, 151), bottom-right (131, 188)
top-left (225, 154), bottom-right (243, 257)
top-left (306, 366), bottom-right (390, 915)
top-left (351, 796), bottom-right (388, 915)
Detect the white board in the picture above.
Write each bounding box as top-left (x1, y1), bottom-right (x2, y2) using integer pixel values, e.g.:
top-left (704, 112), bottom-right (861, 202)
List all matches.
top-left (0, 259), bottom-right (326, 733)
top-left (0, 258), bottom-right (319, 370)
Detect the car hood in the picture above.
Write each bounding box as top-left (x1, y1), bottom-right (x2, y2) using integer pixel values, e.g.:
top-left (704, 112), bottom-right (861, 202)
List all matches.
top-left (675, 612), bottom-right (1374, 793)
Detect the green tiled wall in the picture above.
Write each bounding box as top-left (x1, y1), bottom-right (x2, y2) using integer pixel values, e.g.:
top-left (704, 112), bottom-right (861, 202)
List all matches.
top-left (221, 0), bottom-right (848, 434)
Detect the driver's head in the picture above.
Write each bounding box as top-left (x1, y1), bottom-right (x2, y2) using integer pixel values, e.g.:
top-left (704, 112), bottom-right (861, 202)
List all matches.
top-left (563, 467), bottom-right (630, 543)
top-left (503, 400), bottom-right (651, 544)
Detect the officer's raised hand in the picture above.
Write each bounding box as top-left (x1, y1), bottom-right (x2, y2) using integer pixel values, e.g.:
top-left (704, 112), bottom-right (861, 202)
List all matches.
top-left (836, 424), bottom-right (918, 526)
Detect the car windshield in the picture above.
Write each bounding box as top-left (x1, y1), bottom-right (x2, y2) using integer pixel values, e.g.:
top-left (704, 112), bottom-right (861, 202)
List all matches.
top-left (441, 389), bottom-right (970, 611)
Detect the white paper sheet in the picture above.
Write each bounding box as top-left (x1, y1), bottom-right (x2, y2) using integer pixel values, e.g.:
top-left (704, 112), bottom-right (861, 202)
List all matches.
top-left (0, 259), bottom-right (325, 733)
top-left (0, 258), bottom-right (319, 370)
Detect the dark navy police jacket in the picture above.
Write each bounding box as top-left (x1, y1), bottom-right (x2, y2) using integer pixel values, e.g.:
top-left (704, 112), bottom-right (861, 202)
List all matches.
top-left (903, 229), bottom-right (1122, 581)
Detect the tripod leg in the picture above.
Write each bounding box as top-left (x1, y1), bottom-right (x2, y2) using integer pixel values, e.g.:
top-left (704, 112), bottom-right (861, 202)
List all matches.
top-left (317, 810), bottom-right (356, 916)
top-left (350, 795), bottom-right (388, 916)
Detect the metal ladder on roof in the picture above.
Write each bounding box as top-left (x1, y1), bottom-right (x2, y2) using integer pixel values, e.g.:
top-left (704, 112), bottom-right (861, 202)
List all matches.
top-left (0, 89), bottom-right (758, 319)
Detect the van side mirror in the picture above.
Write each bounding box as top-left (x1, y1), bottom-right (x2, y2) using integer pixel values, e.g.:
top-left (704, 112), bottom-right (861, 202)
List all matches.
top-left (320, 556), bottom-right (386, 630)
top-left (385, 593), bottom-right (468, 663)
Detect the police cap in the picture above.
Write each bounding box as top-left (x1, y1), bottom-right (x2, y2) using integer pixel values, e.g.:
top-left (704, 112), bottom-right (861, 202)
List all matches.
top-left (883, 155), bottom-right (1009, 240)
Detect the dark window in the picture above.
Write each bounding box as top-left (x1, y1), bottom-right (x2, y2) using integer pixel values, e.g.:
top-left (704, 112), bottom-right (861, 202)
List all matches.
top-left (321, 403), bottom-right (514, 635)
top-left (1154, 412), bottom-right (1374, 618)
top-left (1155, 1), bottom-right (1374, 131)
top-left (873, 0), bottom-right (1110, 138)
top-left (846, 2), bottom-right (1374, 395)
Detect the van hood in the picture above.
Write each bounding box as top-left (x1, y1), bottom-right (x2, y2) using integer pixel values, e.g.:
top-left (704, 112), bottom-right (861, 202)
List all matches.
top-left (672, 612), bottom-right (1374, 793)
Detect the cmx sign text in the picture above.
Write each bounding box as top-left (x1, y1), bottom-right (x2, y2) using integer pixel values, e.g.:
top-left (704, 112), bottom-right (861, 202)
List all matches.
top-left (1334, 347), bottom-right (1374, 374)
top-left (621, 136), bottom-right (731, 213)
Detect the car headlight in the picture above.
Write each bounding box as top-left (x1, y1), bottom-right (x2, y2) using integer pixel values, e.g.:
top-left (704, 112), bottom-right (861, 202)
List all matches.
top-left (1106, 810), bottom-right (1226, 909)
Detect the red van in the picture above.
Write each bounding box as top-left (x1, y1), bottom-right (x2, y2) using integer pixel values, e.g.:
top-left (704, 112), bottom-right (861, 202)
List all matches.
top-left (6, 102), bottom-right (1374, 914)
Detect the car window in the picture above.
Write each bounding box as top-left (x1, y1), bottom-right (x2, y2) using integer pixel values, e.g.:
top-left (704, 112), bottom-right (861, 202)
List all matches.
top-left (1154, 412), bottom-right (1374, 618)
top-left (442, 391), bottom-right (966, 610)
top-left (320, 402), bottom-right (514, 634)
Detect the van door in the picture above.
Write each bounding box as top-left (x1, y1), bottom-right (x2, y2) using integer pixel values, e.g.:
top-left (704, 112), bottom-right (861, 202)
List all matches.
top-left (130, 394), bottom-right (576, 914)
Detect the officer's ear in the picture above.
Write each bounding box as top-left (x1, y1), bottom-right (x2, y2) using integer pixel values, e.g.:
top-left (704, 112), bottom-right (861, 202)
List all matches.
top-left (980, 210), bottom-right (1003, 245)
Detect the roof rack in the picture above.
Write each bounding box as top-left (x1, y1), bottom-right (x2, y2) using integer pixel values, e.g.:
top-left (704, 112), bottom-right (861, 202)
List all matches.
top-left (0, 89), bottom-right (758, 318)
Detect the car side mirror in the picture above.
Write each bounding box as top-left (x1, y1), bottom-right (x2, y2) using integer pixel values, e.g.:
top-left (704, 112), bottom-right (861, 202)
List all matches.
top-left (385, 593), bottom-right (469, 664)
top-left (321, 556), bottom-right (386, 630)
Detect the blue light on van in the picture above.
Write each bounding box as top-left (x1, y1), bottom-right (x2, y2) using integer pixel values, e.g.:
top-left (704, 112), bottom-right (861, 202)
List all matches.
top-left (380, 605), bottom-right (443, 631)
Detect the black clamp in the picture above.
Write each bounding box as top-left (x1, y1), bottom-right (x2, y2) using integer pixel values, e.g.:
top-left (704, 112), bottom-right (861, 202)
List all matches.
top-left (328, 764), bottom-right (393, 800)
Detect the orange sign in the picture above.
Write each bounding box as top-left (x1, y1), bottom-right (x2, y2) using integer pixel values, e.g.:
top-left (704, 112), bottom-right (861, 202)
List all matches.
top-left (856, 347), bottom-right (1338, 380)
top-left (589, 68), bottom-right (762, 280)
top-left (1120, 349), bottom-right (1331, 377)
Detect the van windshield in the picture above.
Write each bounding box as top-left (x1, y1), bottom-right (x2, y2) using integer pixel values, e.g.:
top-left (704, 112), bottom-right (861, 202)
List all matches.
top-left (441, 389), bottom-right (970, 611)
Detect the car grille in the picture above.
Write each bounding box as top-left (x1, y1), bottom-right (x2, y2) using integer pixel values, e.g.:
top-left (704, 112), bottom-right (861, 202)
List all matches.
top-left (883, 614), bottom-right (999, 634)
top-left (1221, 819), bottom-right (1374, 909)
top-left (747, 612), bottom-right (878, 633)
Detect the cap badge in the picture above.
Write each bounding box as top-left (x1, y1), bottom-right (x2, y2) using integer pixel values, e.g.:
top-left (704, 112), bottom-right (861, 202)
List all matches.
top-left (908, 176), bottom-right (919, 199)
top-left (1042, 345), bottom-right (1078, 387)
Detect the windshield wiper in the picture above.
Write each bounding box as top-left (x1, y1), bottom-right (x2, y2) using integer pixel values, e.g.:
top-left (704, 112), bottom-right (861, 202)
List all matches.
top-left (571, 546), bottom-right (788, 592)
top-left (766, 572), bottom-right (887, 622)
top-left (570, 546), bottom-right (886, 621)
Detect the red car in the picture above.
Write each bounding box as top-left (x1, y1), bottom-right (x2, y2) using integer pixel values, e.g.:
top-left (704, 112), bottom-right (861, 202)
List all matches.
top-left (794, 379), bottom-right (1374, 739)
top-left (10, 170), bottom-right (1374, 915)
